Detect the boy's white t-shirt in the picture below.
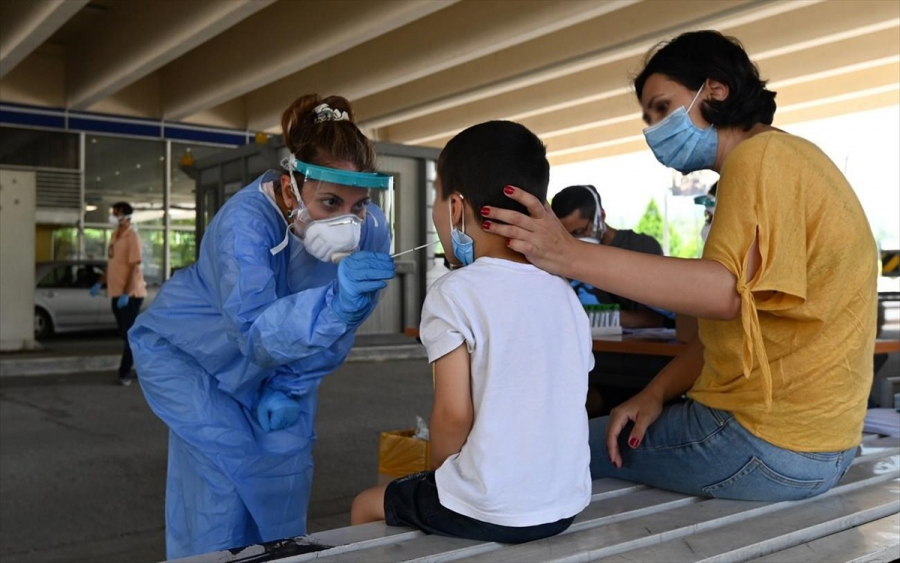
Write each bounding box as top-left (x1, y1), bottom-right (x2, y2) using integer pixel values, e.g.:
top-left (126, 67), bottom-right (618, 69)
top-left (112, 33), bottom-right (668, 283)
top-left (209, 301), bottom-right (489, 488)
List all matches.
top-left (420, 257), bottom-right (594, 527)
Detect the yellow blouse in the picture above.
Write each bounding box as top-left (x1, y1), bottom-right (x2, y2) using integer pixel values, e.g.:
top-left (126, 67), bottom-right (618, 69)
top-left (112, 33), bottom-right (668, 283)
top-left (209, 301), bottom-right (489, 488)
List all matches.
top-left (689, 132), bottom-right (877, 452)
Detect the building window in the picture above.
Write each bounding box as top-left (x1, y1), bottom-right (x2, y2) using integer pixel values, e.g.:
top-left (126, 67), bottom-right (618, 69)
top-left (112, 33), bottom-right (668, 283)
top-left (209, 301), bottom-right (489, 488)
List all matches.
top-left (84, 135), bottom-right (165, 226)
top-left (0, 127), bottom-right (79, 169)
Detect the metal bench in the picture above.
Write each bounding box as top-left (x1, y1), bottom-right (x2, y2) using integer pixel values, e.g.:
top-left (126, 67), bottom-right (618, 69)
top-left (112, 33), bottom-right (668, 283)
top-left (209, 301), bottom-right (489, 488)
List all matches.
top-left (173, 434), bottom-right (899, 563)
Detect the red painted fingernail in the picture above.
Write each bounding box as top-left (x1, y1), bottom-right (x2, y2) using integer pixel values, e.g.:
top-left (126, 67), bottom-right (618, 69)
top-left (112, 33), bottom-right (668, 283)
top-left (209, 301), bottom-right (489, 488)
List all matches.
top-left (629, 438), bottom-right (639, 448)
top-left (480, 207), bottom-right (490, 216)
top-left (482, 220), bottom-right (491, 230)
top-left (506, 239), bottom-right (511, 246)
top-left (504, 186), bottom-right (514, 195)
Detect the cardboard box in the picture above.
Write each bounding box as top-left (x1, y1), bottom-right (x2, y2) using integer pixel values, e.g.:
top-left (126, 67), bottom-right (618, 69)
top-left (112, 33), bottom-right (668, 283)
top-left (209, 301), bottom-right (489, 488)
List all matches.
top-left (377, 428), bottom-right (430, 485)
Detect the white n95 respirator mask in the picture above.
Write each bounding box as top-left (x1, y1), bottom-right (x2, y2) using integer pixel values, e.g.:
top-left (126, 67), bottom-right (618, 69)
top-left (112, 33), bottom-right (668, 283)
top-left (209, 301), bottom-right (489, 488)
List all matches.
top-left (299, 213), bottom-right (363, 263)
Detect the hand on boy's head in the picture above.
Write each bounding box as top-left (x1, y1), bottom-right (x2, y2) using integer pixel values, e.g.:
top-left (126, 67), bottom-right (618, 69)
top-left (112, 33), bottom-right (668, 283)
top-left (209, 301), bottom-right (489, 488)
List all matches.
top-left (480, 185), bottom-right (576, 277)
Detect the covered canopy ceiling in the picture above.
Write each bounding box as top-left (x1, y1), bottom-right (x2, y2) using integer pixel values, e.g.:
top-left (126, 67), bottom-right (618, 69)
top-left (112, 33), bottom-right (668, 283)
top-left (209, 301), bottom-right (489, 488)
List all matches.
top-left (1, 0), bottom-right (897, 165)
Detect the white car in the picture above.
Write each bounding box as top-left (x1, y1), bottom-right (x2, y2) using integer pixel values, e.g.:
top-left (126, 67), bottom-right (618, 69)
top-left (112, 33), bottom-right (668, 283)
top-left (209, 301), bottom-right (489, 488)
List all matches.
top-left (34, 260), bottom-right (158, 340)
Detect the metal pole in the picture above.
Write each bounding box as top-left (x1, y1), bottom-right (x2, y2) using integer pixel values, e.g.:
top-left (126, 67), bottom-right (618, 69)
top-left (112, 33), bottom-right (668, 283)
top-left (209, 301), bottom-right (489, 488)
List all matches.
top-left (164, 141), bottom-right (171, 281)
top-left (78, 132), bottom-right (85, 258)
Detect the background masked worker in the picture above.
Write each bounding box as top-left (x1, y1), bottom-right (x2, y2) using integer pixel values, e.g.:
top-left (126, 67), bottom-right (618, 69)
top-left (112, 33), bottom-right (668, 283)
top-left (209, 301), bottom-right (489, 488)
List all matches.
top-left (90, 201), bottom-right (146, 386)
top-left (695, 181), bottom-right (717, 244)
top-left (551, 185), bottom-right (672, 329)
top-left (128, 95), bottom-right (395, 559)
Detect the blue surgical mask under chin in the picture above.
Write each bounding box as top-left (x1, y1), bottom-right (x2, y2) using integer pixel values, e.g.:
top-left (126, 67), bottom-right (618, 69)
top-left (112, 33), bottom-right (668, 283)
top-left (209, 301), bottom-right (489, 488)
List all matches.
top-left (643, 85), bottom-right (718, 174)
top-left (449, 197), bottom-right (474, 267)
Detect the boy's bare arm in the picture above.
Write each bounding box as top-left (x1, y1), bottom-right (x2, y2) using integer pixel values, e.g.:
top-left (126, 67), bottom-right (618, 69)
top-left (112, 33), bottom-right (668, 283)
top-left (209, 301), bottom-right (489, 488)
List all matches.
top-left (429, 344), bottom-right (474, 470)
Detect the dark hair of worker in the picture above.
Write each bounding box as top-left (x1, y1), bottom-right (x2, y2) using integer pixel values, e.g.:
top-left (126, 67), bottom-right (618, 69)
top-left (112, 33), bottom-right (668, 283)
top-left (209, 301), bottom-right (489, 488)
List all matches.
top-left (550, 185), bottom-right (602, 223)
top-left (280, 94), bottom-right (375, 173)
top-left (111, 201), bottom-right (134, 216)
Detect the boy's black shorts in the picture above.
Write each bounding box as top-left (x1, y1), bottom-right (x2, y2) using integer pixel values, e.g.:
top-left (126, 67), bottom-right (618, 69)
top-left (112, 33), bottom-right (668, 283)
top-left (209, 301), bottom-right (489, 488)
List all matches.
top-left (384, 471), bottom-right (575, 544)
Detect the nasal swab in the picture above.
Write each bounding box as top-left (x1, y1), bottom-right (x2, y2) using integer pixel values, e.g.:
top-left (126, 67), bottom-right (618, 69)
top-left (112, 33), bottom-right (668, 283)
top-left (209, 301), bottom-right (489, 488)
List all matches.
top-left (391, 240), bottom-right (439, 258)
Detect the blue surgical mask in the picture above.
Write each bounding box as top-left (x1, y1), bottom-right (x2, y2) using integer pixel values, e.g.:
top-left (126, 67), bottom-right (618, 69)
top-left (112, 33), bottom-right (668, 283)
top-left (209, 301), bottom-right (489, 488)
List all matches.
top-left (449, 196), bottom-right (474, 267)
top-left (643, 84), bottom-right (718, 174)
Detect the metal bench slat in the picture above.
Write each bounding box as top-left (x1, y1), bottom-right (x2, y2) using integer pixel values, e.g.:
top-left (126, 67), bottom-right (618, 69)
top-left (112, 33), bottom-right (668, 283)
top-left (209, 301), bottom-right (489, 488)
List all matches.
top-left (453, 454), bottom-right (899, 563)
top-left (171, 447), bottom-right (898, 563)
top-left (232, 478), bottom-right (651, 563)
top-left (857, 438), bottom-right (900, 461)
top-left (594, 479), bottom-right (900, 562)
top-left (590, 478), bottom-right (649, 498)
top-left (170, 524), bottom-right (422, 563)
top-left (747, 513), bottom-right (899, 563)
top-left (304, 488), bottom-right (699, 563)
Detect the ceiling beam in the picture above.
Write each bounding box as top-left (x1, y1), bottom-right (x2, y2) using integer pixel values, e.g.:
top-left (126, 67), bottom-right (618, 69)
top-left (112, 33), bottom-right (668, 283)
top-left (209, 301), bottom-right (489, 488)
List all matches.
top-left (549, 86), bottom-right (900, 166)
top-left (162, 0), bottom-right (456, 122)
top-left (358, 0), bottom-right (819, 132)
top-left (548, 138), bottom-right (649, 167)
top-left (0, 44), bottom-right (66, 108)
top-left (544, 60), bottom-right (898, 156)
top-left (545, 63), bottom-right (900, 166)
top-left (66, 0), bottom-right (276, 111)
top-left (527, 25), bottom-right (900, 142)
top-left (0, 0), bottom-right (88, 79)
top-left (243, 0), bottom-right (639, 131)
top-left (385, 1), bottom-right (899, 146)
top-left (180, 98), bottom-right (247, 130)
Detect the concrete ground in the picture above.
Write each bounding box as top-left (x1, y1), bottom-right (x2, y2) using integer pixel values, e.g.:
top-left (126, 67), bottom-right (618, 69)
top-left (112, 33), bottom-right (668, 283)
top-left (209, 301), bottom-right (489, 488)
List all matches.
top-left (1, 315), bottom-right (897, 563)
top-left (0, 358), bottom-right (434, 563)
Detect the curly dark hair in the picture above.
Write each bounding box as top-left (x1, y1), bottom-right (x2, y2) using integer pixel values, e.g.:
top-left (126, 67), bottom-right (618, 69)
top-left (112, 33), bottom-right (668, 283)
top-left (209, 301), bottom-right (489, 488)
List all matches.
top-left (634, 31), bottom-right (777, 131)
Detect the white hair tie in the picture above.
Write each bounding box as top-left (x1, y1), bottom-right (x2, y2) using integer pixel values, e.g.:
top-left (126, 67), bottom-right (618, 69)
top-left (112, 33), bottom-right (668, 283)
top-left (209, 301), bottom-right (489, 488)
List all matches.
top-left (313, 103), bottom-right (349, 123)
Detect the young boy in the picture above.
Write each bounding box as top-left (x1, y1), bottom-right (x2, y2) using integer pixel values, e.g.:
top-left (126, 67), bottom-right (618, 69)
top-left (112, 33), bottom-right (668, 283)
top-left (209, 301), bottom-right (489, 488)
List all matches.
top-left (351, 121), bottom-right (593, 543)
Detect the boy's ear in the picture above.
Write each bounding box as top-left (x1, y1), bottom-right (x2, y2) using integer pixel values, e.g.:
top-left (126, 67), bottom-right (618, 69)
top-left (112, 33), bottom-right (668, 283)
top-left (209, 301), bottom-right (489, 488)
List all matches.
top-left (449, 193), bottom-right (466, 227)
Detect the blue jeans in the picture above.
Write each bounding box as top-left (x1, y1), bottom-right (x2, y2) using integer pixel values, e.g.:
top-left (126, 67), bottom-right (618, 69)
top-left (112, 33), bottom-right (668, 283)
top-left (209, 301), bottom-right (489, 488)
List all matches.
top-left (589, 400), bottom-right (856, 501)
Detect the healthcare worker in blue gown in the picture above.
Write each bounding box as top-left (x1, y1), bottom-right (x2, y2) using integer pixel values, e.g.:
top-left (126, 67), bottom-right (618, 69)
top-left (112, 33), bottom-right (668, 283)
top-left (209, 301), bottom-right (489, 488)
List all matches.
top-left (128, 95), bottom-right (395, 559)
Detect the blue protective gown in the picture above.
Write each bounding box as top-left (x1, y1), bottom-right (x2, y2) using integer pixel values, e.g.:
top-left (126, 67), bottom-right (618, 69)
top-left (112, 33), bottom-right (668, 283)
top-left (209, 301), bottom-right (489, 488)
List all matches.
top-left (128, 170), bottom-right (390, 559)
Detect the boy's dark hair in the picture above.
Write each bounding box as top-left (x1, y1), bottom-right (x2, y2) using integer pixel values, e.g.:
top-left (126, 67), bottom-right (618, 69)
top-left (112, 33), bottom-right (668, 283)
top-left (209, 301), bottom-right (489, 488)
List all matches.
top-left (550, 185), bottom-right (601, 220)
top-left (112, 201), bottom-right (133, 215)
top-left (634, 30), bottom-right (777, 131)
top-left (437, 121), bottom-right (549, 216)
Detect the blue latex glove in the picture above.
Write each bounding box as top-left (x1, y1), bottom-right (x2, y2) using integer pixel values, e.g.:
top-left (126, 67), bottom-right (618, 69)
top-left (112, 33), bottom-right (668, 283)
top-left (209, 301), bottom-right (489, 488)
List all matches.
top-left (89, 282), bottom-right (101, 297)
top-left (571, 280), bottom-right (600, 306)
top-left (332, 251), bottom-right (395, 325)
top-left (116, 294), bottom-right (130, 309)
top-left (256, 388), bottom-right (302, 432)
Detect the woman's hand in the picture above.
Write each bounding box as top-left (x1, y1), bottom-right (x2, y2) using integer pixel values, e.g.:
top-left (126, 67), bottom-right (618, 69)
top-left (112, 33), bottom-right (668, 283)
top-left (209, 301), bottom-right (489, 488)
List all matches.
top-left (606, 389), bottom-right (664, 468)
top-left (480, 186), bottom-right (579, 278)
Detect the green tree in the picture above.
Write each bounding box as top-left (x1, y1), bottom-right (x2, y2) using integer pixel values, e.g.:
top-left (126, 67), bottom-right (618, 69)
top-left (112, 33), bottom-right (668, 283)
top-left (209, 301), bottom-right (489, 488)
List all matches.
top-left (635, 198), bottom-right (692, 258)
top-left (635, 198), bottom-right (663, 241)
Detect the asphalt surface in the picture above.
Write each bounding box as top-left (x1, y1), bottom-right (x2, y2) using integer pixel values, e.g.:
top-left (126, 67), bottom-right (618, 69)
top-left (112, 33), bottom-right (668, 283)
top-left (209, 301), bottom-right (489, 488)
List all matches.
top-left (2, 322), bottom-right (897, 563)
top-left (0, 358), bottom-right (435, 563)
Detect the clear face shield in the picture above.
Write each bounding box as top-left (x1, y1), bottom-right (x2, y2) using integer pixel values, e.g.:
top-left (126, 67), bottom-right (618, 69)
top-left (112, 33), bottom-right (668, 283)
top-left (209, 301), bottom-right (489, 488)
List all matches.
top-left (578, 187), bottom-right (605, 244)
top-left (282, 155), bottom-right (393, 263)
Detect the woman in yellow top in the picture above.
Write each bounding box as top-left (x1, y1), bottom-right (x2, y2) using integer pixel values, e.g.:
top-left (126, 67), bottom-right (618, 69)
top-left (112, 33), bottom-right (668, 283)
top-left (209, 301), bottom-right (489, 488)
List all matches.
top-left (480, 30), bottom-right (877, 501)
